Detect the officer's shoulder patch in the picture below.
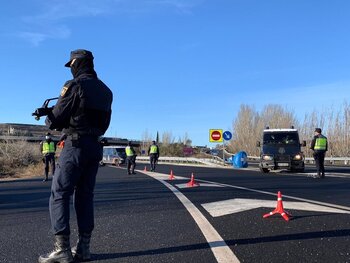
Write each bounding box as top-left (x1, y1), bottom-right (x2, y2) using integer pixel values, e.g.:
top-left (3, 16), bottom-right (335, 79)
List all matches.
top-left (60, 86), bottom-right (69, 97)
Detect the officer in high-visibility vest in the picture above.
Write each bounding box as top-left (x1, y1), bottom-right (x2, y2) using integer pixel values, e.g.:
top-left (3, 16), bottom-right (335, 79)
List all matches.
top-left (40, 132), bottom-right (56, 182)
top-left (148, 141), bottom-right (159, 172)
top-left (125, 141), bottom-right (137, 175)
top-left (310, 128), bottom-right (328, 179)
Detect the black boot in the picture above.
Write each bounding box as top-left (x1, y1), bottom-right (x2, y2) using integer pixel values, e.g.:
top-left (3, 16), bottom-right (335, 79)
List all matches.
top-left (38, 235), bottom-right (73, 263)
top-left (72, 233), bottom-right (91, 261)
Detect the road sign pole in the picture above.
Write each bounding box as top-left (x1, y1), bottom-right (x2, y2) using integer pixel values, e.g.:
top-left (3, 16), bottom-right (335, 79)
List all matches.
top-left (222, 130), bottom-right (232, 166)
top-left (223, 141), bottom-right (225, 166)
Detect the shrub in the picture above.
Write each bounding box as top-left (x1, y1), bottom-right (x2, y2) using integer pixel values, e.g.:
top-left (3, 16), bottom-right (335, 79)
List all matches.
top-left (0, 140), bottom-right (42, 177)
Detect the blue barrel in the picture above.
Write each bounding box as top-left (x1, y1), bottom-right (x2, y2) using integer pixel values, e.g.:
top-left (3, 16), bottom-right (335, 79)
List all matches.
top-left (233, 151), bottom-right (248, 168)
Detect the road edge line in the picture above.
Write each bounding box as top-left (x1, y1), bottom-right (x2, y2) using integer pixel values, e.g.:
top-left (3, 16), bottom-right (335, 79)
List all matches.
top-left (154, 175), bottom-right (240, 263)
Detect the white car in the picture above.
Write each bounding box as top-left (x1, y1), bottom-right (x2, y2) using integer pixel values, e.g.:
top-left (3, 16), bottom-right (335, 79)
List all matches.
top-left (100, 146), bottom-right (126, 166)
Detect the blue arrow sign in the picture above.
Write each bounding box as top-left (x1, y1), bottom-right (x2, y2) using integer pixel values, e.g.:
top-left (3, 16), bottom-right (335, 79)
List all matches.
top-left (223, 131), bottom-right (232, 141)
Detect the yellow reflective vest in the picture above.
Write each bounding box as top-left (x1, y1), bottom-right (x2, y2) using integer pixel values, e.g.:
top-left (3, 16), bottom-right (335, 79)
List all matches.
top-left (150, 145), bottom-right (158, 154)
top-left (314, 137), bottom-right (327, 151)
top-left (42, 141), bottom-right (55, 154)
top-left (125, 146), bottom-right (135, 157)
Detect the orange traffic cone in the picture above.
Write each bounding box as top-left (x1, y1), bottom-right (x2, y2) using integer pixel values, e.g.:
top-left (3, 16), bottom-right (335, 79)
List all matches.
top-left (143, 166), bottom-right (147, 172)
top-left (186, 173), bottom-right (200, 187)
top-left (263, 191), bottom-right (291, 221)
top-left (169, 170), bottom-right (175, 180)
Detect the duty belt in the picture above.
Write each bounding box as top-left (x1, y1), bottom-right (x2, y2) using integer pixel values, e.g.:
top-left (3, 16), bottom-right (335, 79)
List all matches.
top-left (67, 133), bottom-right (100, 141)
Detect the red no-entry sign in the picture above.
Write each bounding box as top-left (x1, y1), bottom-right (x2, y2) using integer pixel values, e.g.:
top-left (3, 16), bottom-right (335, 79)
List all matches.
top-left (209, 129), bottom-right (223, 142)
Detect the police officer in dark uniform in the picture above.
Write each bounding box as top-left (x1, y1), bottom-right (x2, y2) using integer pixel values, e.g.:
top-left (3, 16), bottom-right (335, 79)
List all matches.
top-left (39, 49), bottom-right (113, 263)
top-left (310, 128), bottom-right (328, 179)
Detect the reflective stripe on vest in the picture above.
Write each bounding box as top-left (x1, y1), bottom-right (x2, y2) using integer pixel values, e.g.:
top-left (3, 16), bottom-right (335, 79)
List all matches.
top-left (42, 141), bottom-right (55, 154)
top-left (125, 146), bottom-right (134, 157)
top-left (314, 137), bottom-right (327, 150)
top-left (150, 145), bottom-right (158, 154)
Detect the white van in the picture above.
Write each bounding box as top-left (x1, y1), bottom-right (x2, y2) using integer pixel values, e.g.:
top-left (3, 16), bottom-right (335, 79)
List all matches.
top-left (100, 146), bottom-right (126, 166)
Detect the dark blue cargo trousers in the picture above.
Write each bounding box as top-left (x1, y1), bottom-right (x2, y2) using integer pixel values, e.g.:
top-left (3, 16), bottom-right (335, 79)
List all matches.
top-left (49, 136), bottom-right (102, 235)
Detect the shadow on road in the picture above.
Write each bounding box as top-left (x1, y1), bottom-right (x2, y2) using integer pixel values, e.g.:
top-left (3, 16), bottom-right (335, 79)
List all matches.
top-left (228, 228), bottom-right (350, 245)
top-left (90, 228), bottom-right (350, 260)
top-left (91, 242), bottom-right (210, 260)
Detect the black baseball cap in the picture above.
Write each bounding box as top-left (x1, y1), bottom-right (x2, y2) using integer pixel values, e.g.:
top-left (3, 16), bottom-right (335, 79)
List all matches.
top-left (64, 49), bottom-right (94, 67)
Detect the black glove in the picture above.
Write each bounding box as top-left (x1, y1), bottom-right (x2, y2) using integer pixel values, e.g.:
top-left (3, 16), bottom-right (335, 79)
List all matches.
top-left (32, 106), bottom-right (54, 120)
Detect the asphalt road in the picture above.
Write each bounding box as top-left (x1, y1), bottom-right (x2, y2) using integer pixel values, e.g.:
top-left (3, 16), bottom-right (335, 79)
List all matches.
top-left (0, 163), bottom-right (350, 263)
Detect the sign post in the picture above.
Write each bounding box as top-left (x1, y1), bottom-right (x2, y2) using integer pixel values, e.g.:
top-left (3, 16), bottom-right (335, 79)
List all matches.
top-left (223, 131), bottom-right (233, 166)
top-left (209, 129), bottom-right (223, 165)
top-left (209, 129), bottom-right (232, 166)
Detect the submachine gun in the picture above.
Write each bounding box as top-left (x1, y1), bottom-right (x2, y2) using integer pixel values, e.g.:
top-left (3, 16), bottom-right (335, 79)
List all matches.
top-left (32, 97), bottom-right (59, 121)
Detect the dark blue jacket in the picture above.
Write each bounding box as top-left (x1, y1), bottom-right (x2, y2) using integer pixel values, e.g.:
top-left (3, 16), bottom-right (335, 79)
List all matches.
top-left (46, 59), bottom-right (113, 136)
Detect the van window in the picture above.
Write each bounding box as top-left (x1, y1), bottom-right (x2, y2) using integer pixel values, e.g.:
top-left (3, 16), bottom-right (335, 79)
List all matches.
top-left (103, 148), bottom-right (112, 155)
top-left (263, 132), bottom-right (299, 145)
top-left (116, 148), bottom-right (125, 154)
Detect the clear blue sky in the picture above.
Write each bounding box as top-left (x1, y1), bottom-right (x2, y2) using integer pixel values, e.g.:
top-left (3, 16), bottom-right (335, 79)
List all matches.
top-left (0, 0), bottom-right (349, 146)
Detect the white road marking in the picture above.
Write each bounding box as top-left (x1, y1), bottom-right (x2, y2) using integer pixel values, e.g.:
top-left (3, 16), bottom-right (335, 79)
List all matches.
top-left (230, 164), bottom-right (350, 178)
top-left (196, 178), bottom-right (350, 212)
top-left (116, 165), bottom-right (350, 213)
top-left (145, 171), bottom-right (240, 263)
top-left (303, 172), bottom-right (350, 178)
top-left (176, 183), bottom-right (225, 189)
top-left (117, 166), bottom-right (350, 262)
top-left (145, 173), bottom-right (187, 181)
top-left (202, 198), bottom-right (350, 217)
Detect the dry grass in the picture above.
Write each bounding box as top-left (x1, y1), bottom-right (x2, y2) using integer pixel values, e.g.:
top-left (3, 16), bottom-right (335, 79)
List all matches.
top-left (0, 163), bottom-right (44, 180)
top-left (0, 140), bottom-right (43, 180)
top-left (16, 162), bottom-right (44, 178)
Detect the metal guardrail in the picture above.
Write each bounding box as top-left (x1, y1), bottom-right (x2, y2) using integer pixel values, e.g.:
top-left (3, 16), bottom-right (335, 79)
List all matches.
top-left (136, 155), bottom-right (350, 166)
top-left (304, 157), bottom-right (350, 165)
top-left (247, 156), bottom-right (350, 165)
top-left (136, 156), bottom-right (224, 166)
top-left (225, 148), bottom-right (350, 165)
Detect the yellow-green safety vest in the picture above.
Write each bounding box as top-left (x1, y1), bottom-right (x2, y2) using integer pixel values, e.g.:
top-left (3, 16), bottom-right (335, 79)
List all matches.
top-left (314, 137), bottom-right (327, 151)
top-left (125, 146), bottom-right (134, 157)
top-left (150, 145), bottom-right (158, 154)
top-left (42, 141), bottom-right (55, 154)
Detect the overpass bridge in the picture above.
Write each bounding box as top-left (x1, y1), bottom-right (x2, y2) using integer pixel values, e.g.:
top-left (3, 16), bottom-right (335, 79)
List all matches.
top-left (0, 135), bottom-right (141, 147)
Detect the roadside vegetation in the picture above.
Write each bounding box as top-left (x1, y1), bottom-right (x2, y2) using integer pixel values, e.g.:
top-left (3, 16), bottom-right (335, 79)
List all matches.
top-left (140, 130), bottom-right (195, 156)
top-left (1, 101), bottom-right (349, 179)
top-left (0, 140), bottom-right (43, 179)
top-left (228, 102), bottom-right (350, 157)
